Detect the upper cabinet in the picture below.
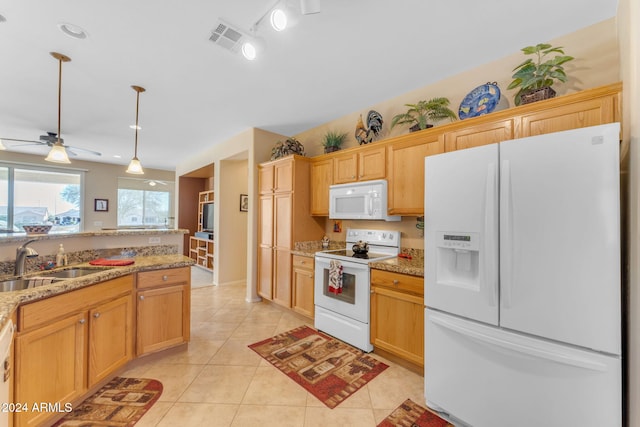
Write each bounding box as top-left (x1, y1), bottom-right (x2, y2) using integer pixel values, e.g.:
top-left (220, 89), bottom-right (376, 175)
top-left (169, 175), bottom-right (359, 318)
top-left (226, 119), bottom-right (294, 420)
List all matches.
top-left (309, 83), bottom-right (621, 216)
top-left (310, 158), bottom-right (334, 216)
top-left (444, 118), bottom-right (515, 151)
top-left (333, 145), bottom-right (386, 184)
top-left (259, 159), bottom-right (293, 194)
top-left (387, 133), bottom-right (444, 215)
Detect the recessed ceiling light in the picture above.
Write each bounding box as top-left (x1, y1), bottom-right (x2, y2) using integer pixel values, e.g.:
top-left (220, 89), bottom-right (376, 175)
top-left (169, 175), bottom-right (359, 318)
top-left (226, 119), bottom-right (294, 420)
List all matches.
top-left (58, 22), bottom-right (88, 39)
top-left (113, 155), bottom-right (122, 159)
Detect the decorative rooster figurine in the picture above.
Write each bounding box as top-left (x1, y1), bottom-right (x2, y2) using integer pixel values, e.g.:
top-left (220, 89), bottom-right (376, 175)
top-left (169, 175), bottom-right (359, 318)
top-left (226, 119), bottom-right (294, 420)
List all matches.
top-left (355, 110), bottom-right (383, 145)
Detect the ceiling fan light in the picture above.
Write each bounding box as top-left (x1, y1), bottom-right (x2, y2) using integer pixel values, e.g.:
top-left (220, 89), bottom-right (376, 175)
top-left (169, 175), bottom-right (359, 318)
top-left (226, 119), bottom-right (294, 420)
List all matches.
top-left (126, 157), bottom-right (144, 174)
top-left (45, 143), bottom-right (71, 164)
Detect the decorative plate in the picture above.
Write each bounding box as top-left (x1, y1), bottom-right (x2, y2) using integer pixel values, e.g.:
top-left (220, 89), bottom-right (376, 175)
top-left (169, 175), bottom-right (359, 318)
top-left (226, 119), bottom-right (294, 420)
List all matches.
top-left (458, 82), bottom-right (501, 120)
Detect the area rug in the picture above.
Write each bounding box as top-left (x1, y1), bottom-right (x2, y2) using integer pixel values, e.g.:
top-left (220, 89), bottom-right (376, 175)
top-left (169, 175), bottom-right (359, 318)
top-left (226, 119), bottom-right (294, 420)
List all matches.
top-left (378, 399), bottom-right (453, 427)
top-left (248, 325), bottom-right (388, 409)
top-left (52, 377), bottom-right (163, 427)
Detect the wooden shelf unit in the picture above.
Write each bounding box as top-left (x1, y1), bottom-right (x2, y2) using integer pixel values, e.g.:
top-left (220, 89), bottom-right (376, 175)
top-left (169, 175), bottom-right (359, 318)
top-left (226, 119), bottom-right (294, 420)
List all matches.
top-left (189, 236), bottom-right (214, 270)
top-left (190, 190), bottom-right (214, 271)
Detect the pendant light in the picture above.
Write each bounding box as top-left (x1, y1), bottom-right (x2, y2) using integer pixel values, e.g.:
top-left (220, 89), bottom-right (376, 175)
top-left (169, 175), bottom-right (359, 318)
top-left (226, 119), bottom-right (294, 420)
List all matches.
top-left (45, 52), bottom-right (71, 164)
top-left (126, 85), bottom-right (145, 174)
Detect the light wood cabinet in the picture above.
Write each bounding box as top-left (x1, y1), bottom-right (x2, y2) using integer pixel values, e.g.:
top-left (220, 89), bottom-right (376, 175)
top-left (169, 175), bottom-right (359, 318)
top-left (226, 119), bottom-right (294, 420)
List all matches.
top-left (518, 93), bottom-right (619, 137)
top-left (292, 255), bottom-right (315, 318)
top-left (387, 133), bottom-right (444, 215)
top-left (14, 276), bottom-right (133, 427)
top-left (333, 145), bottom-right (386, 184)
top-left (257, 155), bottom-right (325, 308)
top-left (444, 118), bottom-right (515, 152)
top-left (88, 295), bottom-right (133, 386)
top-left (310, 158), bottom-right (333, 216)
top-left (136, 266), bottom-right (191, 356)
top-left (370, 269), bottom-right (424, 367)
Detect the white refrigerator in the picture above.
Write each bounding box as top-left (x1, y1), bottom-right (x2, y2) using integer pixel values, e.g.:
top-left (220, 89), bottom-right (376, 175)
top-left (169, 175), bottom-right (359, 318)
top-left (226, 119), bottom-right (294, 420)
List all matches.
top-left (424, 123), bottom-right (622, 427)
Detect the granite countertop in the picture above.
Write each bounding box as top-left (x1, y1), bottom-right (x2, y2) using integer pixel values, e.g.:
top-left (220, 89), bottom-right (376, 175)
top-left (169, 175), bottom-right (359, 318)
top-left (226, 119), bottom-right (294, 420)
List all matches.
top-left (292, 240), bottom-right (425, 277)
top-left (369, 255), bottom-right (424, 277)
top-left (0, 228), bottom-right (189, 244)
top-left (0, 254), bottom-right (194, 331)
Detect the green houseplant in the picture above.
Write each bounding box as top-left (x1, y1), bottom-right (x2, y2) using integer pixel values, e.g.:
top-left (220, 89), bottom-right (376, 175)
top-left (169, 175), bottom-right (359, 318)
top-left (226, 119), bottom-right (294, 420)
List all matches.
top-left (321, 130), bottom-right (347, 153)
top-left (390, 97), bottom-right (457, 132)
top-left (508, 43), bottom-right (574, 106)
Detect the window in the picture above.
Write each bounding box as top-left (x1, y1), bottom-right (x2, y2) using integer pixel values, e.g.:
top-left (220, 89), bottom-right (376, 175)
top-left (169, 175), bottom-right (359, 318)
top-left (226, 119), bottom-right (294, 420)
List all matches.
top-left (117, 178), bottom-right (174, 228)
top-left (0, 163), bottom-right (84, 233)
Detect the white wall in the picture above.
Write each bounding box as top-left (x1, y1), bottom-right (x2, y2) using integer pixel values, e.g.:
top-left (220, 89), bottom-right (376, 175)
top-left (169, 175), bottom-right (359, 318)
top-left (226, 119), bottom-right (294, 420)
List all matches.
top-left (217, 159), bottom-right (248, 285)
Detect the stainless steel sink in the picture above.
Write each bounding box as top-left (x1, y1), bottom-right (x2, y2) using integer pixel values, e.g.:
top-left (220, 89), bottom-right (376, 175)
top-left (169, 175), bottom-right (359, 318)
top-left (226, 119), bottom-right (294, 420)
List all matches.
top-left (0, 278), bottom-right (61, 292)
top-left (41, 267), bottom-right (111, 279)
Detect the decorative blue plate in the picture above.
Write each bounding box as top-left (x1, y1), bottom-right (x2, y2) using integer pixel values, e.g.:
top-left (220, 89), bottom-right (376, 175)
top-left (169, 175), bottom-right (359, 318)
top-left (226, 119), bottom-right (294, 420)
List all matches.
top-left (458, 82), bottom-right (501, 120)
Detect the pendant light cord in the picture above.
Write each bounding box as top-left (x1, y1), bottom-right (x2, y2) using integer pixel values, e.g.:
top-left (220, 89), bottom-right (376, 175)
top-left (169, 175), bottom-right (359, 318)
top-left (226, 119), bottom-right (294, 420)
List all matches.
top-left (57, 56), bottom-right (62, 143)
top-left (134, 89), bottom-right (140, 158)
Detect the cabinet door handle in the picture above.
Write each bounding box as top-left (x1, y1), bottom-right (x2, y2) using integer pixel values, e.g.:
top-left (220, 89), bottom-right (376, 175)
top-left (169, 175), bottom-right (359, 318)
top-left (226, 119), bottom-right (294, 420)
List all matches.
top-left (308, 274), bottom-right (313, 278)
top-left (162, 275), bottom-right (169, 281)
top-left (393, 280), bottom-right (399, 285)
top-left (370, 289), bottom-right (375, 294)
top-left (79, 318), bottom-right (86, 324)
top-left (93, 313), bottom-right (100, 318)
top-left (139, 295), bottom-right (145, 301)
top-left (301, 260), bottom-right (305, 264)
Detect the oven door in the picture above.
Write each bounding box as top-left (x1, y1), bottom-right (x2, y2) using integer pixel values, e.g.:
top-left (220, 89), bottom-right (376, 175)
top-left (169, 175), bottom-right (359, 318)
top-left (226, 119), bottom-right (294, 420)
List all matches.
top-left (314, 256), bottom-right (370, 323)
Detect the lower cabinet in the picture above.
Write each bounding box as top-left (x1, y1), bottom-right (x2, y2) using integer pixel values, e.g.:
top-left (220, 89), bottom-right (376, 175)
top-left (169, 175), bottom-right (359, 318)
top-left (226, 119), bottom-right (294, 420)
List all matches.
top-left (370, 269), bottom-right (424, 367)
top-left (136, 266), bottom-right (191, 356)
top-left (14, 276), bottom-right (134, 427)
top-left (292, 255), bottom-right (314, 319)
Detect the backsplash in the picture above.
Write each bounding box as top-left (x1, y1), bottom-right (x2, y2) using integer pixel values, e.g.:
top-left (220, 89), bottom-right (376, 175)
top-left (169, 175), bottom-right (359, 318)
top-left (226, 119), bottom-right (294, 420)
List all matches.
top-left (0, 244), bottom-right (179, 277)
top-left (324, 218), bottom-right (425, 249)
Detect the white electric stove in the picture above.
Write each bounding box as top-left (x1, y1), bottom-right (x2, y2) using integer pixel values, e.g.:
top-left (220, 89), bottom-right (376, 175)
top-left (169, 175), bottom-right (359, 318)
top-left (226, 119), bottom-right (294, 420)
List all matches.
top-left (314, 229), bottom-right (401, 351)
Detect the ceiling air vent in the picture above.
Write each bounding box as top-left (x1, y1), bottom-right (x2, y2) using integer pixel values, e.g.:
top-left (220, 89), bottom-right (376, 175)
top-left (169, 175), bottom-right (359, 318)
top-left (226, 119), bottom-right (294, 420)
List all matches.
top-left (209, 19), bottom-right (247, 53)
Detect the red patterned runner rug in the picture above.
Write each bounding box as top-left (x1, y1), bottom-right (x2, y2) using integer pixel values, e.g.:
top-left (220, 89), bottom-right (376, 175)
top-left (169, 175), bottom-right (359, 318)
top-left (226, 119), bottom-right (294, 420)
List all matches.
top-left (248, 325), bottom-right (388, 409)
top-left (378, 399), bottom-right (453, 427)
top-left (52, 377), bottom-right (163, 427)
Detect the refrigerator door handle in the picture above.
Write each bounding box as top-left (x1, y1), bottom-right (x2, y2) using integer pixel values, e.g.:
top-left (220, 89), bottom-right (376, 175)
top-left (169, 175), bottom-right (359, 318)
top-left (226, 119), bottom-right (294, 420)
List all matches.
top-left (501, 159), bottom-right (513, 308)
top-left (483, 162), bottom-right (498, 307)
top-left (430, 313), bottom-right (608, 372)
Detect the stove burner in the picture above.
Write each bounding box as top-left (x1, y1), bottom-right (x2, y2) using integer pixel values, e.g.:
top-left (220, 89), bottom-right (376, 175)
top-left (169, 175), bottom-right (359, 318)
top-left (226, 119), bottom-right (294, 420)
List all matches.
top-left (352, 253), bottom-right (369, 259)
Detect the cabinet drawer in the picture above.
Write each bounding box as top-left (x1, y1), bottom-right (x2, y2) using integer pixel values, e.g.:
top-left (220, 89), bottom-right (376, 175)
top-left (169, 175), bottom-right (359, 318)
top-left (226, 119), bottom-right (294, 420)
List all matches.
top-left (370, 269), bottom-right (423, 296)
top-left (137, 266), bottom-right (190, 289)
top-left (19, 275), bottom-right (133, 332)
top-left (292, 255), bottom-right (314, 271)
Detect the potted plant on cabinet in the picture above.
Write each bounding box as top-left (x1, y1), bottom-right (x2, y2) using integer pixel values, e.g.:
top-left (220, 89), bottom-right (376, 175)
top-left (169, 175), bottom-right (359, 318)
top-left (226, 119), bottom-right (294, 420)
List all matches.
top-left (390, 97), bottom-right (457, 132)
top-left (321, 130), bottom-right (347, 153)
top-left (508, 43), bottom-right (574, 106)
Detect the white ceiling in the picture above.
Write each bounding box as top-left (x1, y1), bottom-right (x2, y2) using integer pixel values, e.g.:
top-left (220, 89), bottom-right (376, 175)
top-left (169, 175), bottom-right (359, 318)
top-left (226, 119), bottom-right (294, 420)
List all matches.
top-left (0, 0), bottom-right (618, 171)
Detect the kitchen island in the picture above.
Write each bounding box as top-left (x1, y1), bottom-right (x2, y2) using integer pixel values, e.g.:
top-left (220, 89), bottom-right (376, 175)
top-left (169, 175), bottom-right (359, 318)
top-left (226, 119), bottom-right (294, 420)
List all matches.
top-left (1, 253), bottom-right (194, 427)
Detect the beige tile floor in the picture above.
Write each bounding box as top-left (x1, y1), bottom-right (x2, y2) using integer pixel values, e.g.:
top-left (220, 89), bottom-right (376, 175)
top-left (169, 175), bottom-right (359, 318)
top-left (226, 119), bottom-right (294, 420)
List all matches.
top-left (123, 267), bottom-right (425, 426)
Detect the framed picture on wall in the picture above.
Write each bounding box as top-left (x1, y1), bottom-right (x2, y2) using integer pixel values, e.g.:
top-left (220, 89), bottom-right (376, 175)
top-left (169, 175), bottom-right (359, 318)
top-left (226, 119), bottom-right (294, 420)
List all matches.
top-left (94, 199), bottom-right (109, 212)
top-left (240, 194), bottom-right (248, 212)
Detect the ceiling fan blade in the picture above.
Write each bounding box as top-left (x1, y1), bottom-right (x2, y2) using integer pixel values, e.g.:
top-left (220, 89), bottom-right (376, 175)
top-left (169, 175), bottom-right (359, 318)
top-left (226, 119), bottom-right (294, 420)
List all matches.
top-left (65, 145), bottom-right (102, 156)
top-left (1, 137), bottom-right (45, 145)
top-left (65, 148), bottom-right (79, 157)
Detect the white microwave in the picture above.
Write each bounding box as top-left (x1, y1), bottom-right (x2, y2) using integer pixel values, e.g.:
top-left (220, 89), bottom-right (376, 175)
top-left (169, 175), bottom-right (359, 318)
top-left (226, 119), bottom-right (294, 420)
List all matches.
top-left (329, 179), bottom-right (400, 221)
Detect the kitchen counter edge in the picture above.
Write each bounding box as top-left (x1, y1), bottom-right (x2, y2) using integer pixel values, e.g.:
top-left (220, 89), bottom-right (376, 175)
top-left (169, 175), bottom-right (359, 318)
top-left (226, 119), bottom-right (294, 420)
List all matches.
top-left (0, 254), bottom-right (195, 330)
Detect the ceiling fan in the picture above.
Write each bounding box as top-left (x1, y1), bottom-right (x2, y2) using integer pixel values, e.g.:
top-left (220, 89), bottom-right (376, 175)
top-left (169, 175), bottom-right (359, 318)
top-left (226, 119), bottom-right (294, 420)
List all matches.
top-left (1, 132), bottom-right (102, 157)
top-left (0, 52), bottom-right (102, 161)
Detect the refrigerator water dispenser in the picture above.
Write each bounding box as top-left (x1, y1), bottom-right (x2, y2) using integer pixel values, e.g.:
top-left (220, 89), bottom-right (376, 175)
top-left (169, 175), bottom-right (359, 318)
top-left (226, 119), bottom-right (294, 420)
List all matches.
top-left (435, 231), bottom-right (480, 291)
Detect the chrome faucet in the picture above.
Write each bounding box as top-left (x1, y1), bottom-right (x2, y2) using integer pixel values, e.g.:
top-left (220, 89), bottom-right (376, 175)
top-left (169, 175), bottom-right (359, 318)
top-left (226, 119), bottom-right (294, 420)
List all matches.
top-left (14, 239), bottom-right (38, 276)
